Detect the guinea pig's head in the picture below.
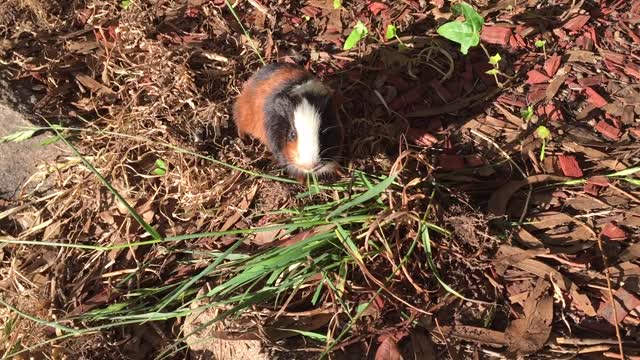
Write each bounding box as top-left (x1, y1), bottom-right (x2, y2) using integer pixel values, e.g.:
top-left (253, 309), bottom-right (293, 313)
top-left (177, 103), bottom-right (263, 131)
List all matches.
top-left (273, 79), bottom-right (344, 180)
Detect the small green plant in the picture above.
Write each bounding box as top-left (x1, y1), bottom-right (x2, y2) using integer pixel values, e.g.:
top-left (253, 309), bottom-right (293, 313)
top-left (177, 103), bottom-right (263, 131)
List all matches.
top-left (151, 159), bottom-right (168, 176)
top-left (536, 125), bottom-right (551, 161)
top-left (535, 39), bottom-right (547, 57)
top-left (485, 53), bottom-right (504, 86)
top-left (521, 105), bottom-right (534, 122)
top-left (343, 20), bottom-right (369, 50)
top-left (437, 2), bottom-right (508, 87)
top-left (436, 2), bottom-right (484, 55)
top-left (333, 0), bottom-right (342, 9)
top-left (120, 0), bottom-right (131, 10)
top-left (385, 24), bottom-right (407, 49)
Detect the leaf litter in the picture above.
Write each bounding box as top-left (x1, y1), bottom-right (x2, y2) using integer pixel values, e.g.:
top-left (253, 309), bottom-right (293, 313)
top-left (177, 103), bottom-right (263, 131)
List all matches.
top-left (1, 0), bottom-right (640, 359)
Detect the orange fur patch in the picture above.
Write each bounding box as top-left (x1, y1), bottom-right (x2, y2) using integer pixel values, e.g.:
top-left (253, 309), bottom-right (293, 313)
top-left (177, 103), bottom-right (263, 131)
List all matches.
top-left (283, 139), bottom-right (298, 165)
top-left (234, 66), bottom-right (307, 145)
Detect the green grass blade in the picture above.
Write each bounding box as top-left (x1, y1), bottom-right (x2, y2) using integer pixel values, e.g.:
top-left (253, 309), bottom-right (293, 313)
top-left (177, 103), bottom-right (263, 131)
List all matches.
top-left (155, 239), bottom-right (244, 312)
top-left (326, 173), bottom-right (396, 219)
top-left (224, 0), bottom-right (265, 65)
top-left (279, 328), bottom-right (328, 342)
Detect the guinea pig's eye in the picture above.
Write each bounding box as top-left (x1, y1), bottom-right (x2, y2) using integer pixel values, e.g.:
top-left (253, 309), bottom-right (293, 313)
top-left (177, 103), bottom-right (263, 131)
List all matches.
top-left (287, 128), bottom-right (296, 141)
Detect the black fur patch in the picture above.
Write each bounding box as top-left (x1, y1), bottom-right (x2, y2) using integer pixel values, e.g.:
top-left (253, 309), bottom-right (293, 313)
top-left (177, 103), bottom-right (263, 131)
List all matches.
top-left (264, 93), bottom-right (297, 165)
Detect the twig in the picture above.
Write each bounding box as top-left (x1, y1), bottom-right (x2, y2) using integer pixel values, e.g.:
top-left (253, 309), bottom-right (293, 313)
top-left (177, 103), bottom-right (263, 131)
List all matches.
top-left (595, 233), bottom-right (625, 359)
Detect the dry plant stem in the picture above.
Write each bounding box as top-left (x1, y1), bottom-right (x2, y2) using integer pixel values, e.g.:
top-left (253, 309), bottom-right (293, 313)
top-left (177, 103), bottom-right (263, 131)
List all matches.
top-left (608, 182), bottom-right (640, 203)
top-left (434, 317), bottom-right (454, 359)
top-left (596, 235), bottom-right (625, 359)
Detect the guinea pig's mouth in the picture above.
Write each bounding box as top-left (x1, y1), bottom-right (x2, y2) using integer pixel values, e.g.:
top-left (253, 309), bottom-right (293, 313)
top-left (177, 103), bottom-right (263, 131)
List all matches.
top-left (287, 161), bottom-right (341, 180)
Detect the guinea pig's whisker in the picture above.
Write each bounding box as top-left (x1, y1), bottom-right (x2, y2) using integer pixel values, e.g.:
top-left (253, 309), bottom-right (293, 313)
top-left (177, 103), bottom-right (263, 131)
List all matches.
top-left (321, 125), bottom-right (342, 134)
top-left (319, 145), bottom-right (344, 157)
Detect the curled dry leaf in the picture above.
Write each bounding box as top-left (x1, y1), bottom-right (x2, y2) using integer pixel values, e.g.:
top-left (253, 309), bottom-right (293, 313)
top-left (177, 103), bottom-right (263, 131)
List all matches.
top-left (406, 128), bottom-right (438, 147)
top-left (375, 336), bottom-right (403, 360)
top-left (488, 175), bottom-right (569, 217)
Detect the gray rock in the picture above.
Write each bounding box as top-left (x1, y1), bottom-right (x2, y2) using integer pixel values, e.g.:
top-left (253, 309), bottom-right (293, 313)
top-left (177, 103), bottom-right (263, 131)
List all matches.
top-left (0, 103), bottom-right (62, 199)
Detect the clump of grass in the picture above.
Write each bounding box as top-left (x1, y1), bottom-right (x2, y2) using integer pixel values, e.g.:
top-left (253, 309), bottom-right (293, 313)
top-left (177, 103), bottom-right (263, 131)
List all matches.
top-left (1, 123), bottom-right (452, 358)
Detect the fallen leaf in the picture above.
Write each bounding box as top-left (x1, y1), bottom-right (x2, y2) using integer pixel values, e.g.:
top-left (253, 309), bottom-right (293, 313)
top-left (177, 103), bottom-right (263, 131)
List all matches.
top-left (578, 74), bottom-right (605, 87)
top-left (218, 184), bottom-right (259, 234)
top-left (505, 278), bottom-right (553, 356)
top-left (252, 228), bottom-right (285, 245)
top-left (488, 175), bottom-right (569, 217)
top-left (75, 74), bottom-right (116, 95)
top-left (567, 50), bottom-right (599, 64)
top-left (375, 336), bottom-right (402, 360)
top-left (273, 224), bottom-right (335, 248)
top-left (546, 74), bottom-right (568, 100)
top-left (495, 245), bottom-right (596, 316)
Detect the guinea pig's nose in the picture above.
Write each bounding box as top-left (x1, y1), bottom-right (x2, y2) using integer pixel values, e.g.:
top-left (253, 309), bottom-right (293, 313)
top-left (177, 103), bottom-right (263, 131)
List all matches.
top-left (296, 161), bottom-right (318, 172)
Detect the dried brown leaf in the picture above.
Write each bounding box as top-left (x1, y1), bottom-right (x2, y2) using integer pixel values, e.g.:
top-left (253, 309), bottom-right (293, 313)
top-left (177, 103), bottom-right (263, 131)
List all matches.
top-left (495, 245), bottom-right (596, 316)
top-left (505, 278), bottom-right (553, 355)
top-left (375, 336), bottom-right (402, 360)
top-left (488, 175), bottom-right (569, 217)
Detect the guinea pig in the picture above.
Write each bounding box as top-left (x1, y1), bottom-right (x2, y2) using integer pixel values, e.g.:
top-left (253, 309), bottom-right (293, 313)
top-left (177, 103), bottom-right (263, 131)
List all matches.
top-left (233, 63), bottom-right (344, 180)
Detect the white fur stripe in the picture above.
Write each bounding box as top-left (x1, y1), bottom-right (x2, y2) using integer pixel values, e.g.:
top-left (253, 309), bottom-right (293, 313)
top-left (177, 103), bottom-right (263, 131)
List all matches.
top-left (293, 98), bottom-right (321, 169)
